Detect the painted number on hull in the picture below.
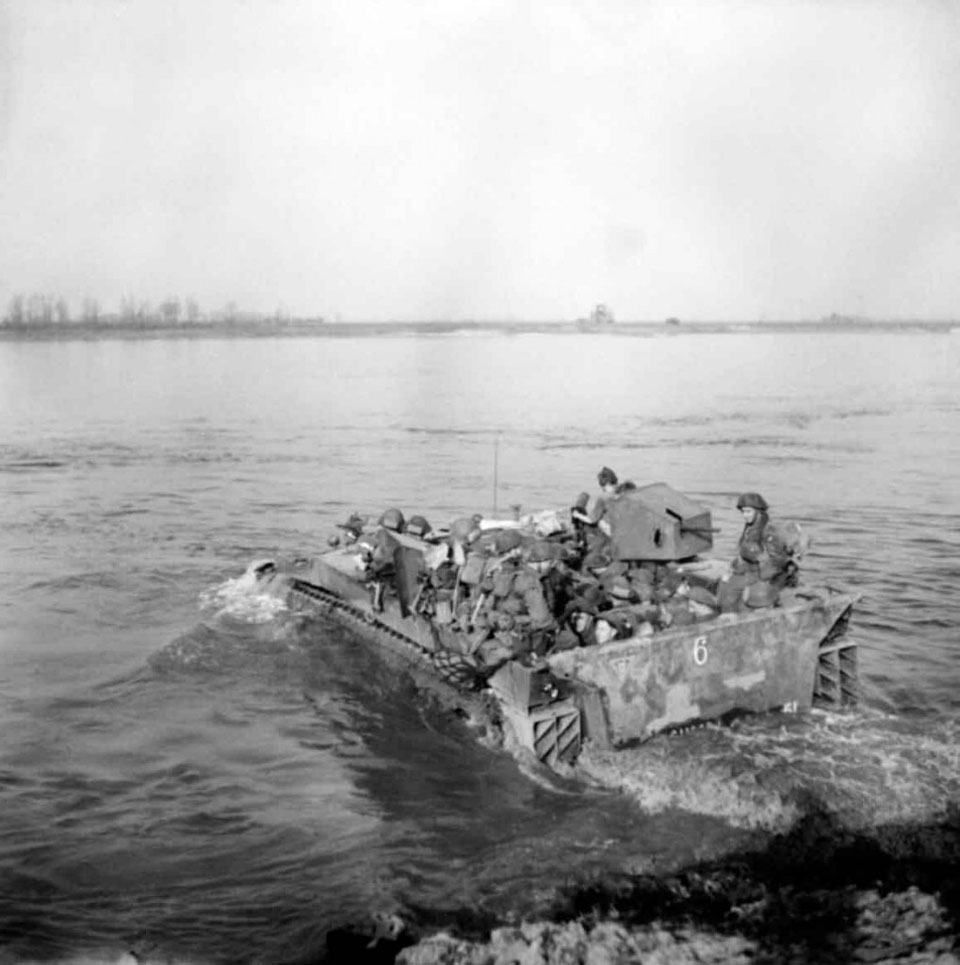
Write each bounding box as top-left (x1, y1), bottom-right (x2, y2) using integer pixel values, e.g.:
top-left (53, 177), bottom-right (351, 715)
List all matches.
top-left (693, 636), bottom-right (708, 666)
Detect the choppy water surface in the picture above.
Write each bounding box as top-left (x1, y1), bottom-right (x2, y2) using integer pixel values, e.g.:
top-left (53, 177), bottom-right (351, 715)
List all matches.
top-left (0, 330), bottom-right (958, 963)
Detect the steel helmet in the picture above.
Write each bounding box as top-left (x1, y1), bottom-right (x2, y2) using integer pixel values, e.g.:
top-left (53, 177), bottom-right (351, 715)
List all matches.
top-left (450, 514), bottom-right (482, 544)
top-left (745, 581), bottom-right (779, 608)
top-left (406, 515), bottom-right (431, 538)
top-left (582, 549), bottom-right (611, 572)
top-left (609, 576), bottom-right (636, 601)
top-left (336, 512), bottom-right (366, 537)
top-left (379, 508), bottom-right (406, 532)
top-left (736, 492), bottom-right (769, 512)
top-left (494, 529), bottom-right (523, 554)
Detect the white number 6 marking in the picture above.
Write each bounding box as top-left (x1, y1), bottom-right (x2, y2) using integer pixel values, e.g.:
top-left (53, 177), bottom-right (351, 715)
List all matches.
top-left (693, 636), bottom-right (708, 666)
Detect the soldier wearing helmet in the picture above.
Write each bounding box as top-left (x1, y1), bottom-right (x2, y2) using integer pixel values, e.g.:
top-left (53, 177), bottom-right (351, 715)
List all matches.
top-left (362, 508), bottom-right (407, 611)
top-left (469, 527), bottom-right (559, 658)
top-left (733, 492), bottom-right (771, 574)
top-left (335, 512), bottom-right (366, 545)
top-left (572, 466), bottom-right (621, 540)
top-left (379, 508), bottom-right (406, 534)
top-left (719, 492), bottom-right (796, 611)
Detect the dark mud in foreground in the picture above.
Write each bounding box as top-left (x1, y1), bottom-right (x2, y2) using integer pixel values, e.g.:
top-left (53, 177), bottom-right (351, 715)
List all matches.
top-left (325, 801), bottom-right (960, 964)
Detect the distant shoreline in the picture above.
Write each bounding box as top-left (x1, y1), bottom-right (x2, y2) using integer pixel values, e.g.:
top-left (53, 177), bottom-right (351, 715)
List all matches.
top-left (0, 318), bottom-right (954, 341)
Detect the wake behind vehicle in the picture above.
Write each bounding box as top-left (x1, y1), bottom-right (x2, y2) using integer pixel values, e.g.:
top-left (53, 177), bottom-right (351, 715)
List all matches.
top-left (248, 484), bottom-right (858, 769)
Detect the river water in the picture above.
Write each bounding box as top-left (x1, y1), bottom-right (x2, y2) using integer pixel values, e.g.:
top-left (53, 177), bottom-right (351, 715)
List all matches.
top-left (0, 328), bottom-right (958, 963)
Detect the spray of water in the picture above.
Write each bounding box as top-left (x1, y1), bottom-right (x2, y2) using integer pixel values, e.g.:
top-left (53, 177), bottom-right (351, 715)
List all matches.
top-left (576, 708), bottom-right (960, 832)
top-left (197, 560), bottom-right (288, 624)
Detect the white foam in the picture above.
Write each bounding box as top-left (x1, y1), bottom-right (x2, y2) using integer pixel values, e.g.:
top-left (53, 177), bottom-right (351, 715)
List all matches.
top-left (576, 734), bottom-right (801, 831)
top-left (198, 562), bottom-right (288, 624)
top-left (575, 709), bottom-right (960, 830)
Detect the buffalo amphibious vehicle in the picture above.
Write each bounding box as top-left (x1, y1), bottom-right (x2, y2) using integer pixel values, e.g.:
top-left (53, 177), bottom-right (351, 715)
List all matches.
top-left (250, 484), bottom-right (858, 768)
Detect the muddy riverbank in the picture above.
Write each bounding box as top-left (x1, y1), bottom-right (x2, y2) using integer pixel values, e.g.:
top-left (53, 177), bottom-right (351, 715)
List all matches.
top-left (328, 801), bottom-right (959, 964)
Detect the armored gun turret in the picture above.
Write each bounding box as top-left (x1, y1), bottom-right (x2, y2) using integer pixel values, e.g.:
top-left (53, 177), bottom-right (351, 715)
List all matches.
top-left (605, 482), bottom-right (714, 562)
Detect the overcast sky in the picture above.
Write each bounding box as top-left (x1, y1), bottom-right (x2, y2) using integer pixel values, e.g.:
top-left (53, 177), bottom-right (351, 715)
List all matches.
top-left (2, 0), bottom-right (959, 321)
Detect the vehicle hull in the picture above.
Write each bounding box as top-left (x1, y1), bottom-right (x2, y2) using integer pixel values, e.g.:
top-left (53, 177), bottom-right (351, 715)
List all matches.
top-left (253, 557), bottom-right (858, 766)
top-left (547, 589), bottom-right (857, 747)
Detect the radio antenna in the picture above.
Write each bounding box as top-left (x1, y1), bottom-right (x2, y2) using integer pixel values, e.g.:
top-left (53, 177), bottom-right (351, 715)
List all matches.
top-left (493, 434), bottom-right (499, 517)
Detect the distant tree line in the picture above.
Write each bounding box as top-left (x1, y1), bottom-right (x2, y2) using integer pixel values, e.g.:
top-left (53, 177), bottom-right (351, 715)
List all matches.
top-left (3, 293), bottom-right (73, 326)
top-left (1, 294), bottom-right (326, 328)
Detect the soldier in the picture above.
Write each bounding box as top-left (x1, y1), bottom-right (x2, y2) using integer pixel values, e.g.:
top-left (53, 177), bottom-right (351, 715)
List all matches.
top-left (366, 509), bottom-right (407, 611)
top-left (379, 508), bottom-right (406, 534)
top-left (572, 466), bottom-right (620, 538)
top-left (525, 539), bottom-right (574, 619)
top-left (719, 492), bottom-right (797, 611)
top-left (569, 491), bottom-right (591, 553)
top-left (448, 513), bottom-right (483, 565)
top-left (732, 492), bottom-right (795, 588)
top-left (334, 512), bottom-right (366, 546)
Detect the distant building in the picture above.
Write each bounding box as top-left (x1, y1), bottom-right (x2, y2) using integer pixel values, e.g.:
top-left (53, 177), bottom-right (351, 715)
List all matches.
top-left (577, 303), bottom-right (615, 326)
